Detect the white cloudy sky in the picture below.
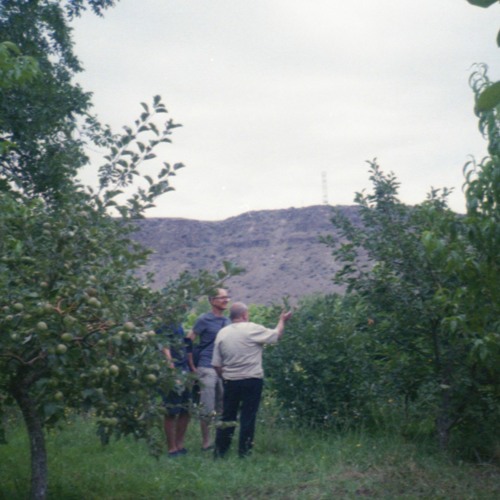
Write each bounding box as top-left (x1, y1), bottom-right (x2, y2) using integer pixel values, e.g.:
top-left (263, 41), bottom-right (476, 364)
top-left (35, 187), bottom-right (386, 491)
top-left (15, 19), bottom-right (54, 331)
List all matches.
top-left (72, 0), bottom-right (500, 221)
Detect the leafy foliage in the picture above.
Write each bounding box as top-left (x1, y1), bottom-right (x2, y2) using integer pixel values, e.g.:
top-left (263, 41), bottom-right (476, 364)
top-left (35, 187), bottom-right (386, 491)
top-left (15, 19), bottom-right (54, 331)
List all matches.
top-left (467, 1), bottom-right (498, 10)
top-left (0, 193), bottom-right (236, 442)
top-left (265, 294), bottom-right (379, 429)
top-left (268, 97), bottom-right (499, 457)
top-left (95, 95), bottom-right (186, 218)
top-left (0, 0), bottom-right (96, 199)
top-left (260, 64), bottom-right (500, 457)
top-left (0, 1), bottom-right (242, 498)
top-left (320, 151), bottom-right (499, 456)
top-left (466, 1), bottom-right (500, 110)
top-left (0, 42), bottom-right (39, 89)
top-left (0, 41), bottom-right (39, 156)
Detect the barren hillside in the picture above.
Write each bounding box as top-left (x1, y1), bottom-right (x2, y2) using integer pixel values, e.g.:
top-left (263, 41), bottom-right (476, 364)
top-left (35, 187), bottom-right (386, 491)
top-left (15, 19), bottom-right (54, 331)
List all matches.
top-left (131, 205), bottom-right (360, 305)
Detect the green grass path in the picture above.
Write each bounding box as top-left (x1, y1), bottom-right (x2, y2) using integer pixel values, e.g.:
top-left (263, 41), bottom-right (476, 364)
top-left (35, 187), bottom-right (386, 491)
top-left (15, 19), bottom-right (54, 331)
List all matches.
top-left (1, 416), bottom-right (499, 499)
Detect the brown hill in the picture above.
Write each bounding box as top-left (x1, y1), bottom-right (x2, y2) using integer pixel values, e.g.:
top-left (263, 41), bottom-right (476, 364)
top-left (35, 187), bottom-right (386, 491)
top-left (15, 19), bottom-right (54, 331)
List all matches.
top-left (132, 205), bottom-right (361, 305)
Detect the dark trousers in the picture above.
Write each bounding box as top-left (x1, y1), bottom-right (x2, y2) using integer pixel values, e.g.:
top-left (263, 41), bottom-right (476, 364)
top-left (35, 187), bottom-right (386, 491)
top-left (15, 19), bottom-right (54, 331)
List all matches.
top-left (215, 378), bottom-right (263, 458)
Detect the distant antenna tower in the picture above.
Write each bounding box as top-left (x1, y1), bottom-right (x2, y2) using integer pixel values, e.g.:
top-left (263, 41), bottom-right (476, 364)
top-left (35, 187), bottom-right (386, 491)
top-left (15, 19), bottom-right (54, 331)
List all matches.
top-left (321, 171), bottom-right (329, 205)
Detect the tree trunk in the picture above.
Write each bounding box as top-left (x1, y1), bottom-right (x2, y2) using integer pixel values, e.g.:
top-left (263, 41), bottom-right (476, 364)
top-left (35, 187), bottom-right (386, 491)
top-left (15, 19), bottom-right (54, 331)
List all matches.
top-left (430, 324), bottom-right (452, 450)
top-left (11, 382), bottom-right (48, 500)
top-left (435, 384), bottom-right (453, 450)
top-left (436, 414), bottom-right (450, 450)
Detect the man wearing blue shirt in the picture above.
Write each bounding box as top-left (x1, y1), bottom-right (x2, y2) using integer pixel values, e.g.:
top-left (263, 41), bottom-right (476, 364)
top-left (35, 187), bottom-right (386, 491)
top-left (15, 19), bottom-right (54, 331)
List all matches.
top-left (187, 289), bottom-right (231, 450)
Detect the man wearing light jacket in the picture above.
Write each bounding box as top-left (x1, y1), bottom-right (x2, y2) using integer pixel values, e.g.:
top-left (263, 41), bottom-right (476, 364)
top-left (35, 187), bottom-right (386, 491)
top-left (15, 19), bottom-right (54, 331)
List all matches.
top-left (212, 302), bottom-right (292, 458)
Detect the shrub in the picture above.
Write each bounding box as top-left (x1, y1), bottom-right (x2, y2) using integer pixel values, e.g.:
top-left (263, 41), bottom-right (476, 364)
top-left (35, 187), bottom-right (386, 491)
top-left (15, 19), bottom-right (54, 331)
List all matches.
top-left (265, 294), bottom-right (380, 429)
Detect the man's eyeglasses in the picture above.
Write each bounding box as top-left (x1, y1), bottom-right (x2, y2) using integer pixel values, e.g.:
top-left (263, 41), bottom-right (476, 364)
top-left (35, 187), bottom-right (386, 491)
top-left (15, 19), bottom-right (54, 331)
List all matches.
top-left (212, 296), bottom-right (231, 300)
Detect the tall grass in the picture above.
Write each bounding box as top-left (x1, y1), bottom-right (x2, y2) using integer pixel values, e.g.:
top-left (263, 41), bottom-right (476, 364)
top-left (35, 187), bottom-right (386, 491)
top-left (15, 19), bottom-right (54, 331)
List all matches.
top-left (1, 410), bottom-right (499, 499)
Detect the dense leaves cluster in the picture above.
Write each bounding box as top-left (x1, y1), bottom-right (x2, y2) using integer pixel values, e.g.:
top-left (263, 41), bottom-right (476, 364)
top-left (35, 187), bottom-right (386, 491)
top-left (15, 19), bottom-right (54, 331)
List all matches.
top-left (0, 0), bottom-right (93, 199)
top-left (0, 2), bottom-right (241, 499)
top-left (0, 192), bottom-right (232, 444)
top-left (267, 67), bottom-right (499, 459)
top-left (265, 295), bottom-right (379, 429)
top-left (467, 1), bottom-right (500, 111)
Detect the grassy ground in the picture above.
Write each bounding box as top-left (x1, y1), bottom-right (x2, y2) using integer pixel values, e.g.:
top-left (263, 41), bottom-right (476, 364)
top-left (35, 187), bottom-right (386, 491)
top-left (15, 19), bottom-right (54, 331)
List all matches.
top-left (1, 413), bottom-right (499, 499)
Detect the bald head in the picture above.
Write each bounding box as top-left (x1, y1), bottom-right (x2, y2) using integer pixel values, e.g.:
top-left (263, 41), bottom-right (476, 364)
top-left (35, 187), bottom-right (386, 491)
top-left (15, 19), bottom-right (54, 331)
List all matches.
top-left (229, 302), bottom-right (248, 322)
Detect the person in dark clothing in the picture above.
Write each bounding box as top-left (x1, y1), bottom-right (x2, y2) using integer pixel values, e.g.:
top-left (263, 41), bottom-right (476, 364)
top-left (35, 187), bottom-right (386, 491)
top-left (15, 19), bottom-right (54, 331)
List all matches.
top-left (157, 324), bottom-right (192, 457)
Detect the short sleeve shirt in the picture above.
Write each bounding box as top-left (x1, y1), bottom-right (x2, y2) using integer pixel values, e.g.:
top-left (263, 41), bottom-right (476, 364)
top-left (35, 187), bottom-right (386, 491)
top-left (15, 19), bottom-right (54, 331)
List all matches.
top-left (193, 312), bottom-right (230, 368)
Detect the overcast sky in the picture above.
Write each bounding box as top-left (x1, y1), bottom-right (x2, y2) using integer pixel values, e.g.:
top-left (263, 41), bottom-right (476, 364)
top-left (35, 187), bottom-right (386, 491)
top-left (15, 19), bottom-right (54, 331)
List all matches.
top-left (72, 0), bottom-right (500, 221)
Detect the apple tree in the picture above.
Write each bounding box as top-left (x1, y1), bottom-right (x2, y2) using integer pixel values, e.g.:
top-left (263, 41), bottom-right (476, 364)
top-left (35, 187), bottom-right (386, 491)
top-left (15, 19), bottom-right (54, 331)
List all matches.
top-left (0, 41), bottom-right (39, 156)
top-left (264, 293), bottom-right (379, 429)
top-left (0, 2), bottom-right (240, 499)
top-left (325, 146), bottom-right (499, 456)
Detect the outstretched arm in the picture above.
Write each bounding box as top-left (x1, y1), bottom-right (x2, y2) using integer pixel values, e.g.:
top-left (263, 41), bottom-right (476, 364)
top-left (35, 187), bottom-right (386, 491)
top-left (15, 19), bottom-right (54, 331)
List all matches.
top-left (275, 310), bottom-right (293, 339)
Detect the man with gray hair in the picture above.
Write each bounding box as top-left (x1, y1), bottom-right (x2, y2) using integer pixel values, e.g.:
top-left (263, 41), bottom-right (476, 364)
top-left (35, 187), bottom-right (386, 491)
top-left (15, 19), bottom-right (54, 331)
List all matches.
top-left (212, 302), bottom-right (292, 458)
